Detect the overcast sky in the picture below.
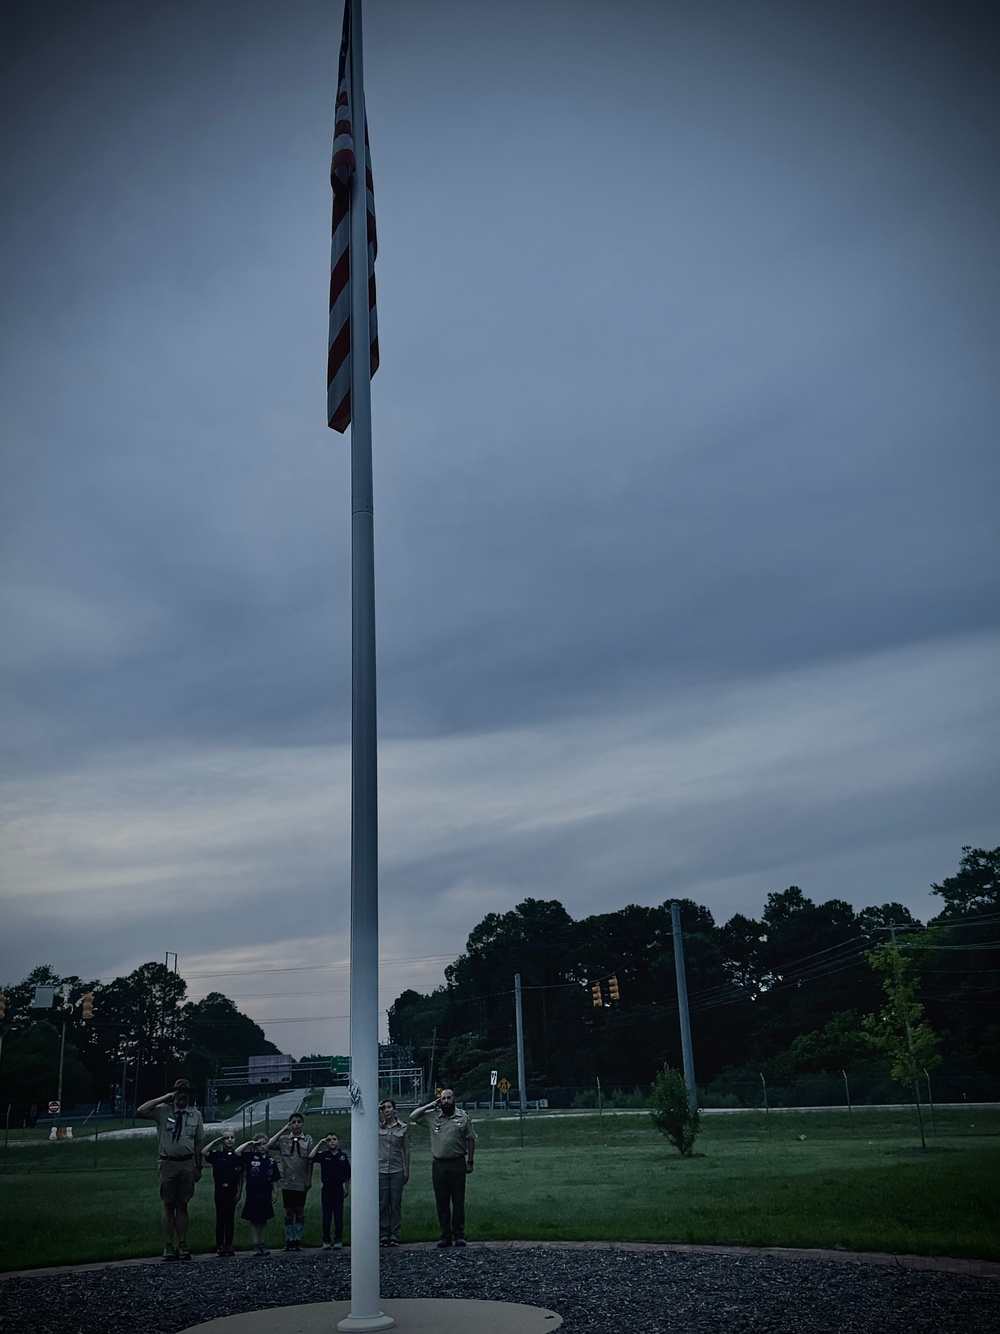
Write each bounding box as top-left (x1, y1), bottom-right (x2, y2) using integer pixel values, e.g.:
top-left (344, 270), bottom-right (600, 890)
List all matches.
top-left (2, 0), bottom-right (997, 1058)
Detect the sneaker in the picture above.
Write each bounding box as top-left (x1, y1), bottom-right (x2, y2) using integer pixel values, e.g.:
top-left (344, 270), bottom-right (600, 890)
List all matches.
top-left (388, 1239), bottom-right (399, 1248)
top-left (454, 1237), bottom-right (467, 1247)
top-left (332, 1241), bottom-right (343, 1249)
top-left (216, 1246), bottom-right (226, 1257)
top-left (177, 1245), bottom-right (192, 1261)
top-left (380, 1238), bottom-right (390, 1247)
top-left (283, 1242), bottom-right (295, 1252)
top-left (162, 1246), bottom-right (178, 1262)
top-left (322, 1241), bottom-right (333, 1250)
top-left (436, 1237), bottom-right (453, 1248)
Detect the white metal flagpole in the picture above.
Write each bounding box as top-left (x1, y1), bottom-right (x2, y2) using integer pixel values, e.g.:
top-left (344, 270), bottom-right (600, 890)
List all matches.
top-left (338, 1), bottom-right (391, 1329)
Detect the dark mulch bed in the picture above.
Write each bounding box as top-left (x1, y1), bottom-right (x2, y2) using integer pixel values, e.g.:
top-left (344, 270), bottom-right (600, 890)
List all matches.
top-left (2, 1245), bottom-right (999, 1333)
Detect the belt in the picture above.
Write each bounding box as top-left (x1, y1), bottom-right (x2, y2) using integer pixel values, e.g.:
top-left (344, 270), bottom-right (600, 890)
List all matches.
top-left (160, 1153), bottom-right (194, 1162)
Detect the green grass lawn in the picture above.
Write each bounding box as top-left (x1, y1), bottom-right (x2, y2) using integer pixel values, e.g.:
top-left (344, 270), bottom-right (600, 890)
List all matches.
top-left (2, 1108), bottom-right (997, 1272)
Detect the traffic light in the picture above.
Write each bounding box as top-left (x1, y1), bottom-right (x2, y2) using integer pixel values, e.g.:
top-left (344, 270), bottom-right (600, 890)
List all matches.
top-left (0, 993), bottom-right (6, 1020)
top-left (80, 992), bottom-right (95, 1021)
top-left (608, 974), bottom-right (620, 1002)
top-left (590, 982), bottom-right (603, 1007)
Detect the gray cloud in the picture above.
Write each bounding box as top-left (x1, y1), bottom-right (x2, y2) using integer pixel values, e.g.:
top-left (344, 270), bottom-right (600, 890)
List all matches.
top-left (1, 0), bottom-right (997, 1052)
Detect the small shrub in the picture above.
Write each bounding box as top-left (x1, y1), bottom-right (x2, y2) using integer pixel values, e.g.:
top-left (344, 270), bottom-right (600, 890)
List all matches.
top-left (699, 1090), bottom-right (740, 1110)
top-left (606, 1086), bottom-right (648, 1109)
top-left (650, 1064), bottom-right (701, 1156)
top-left (570, 1089), bottom-right (598, 1108)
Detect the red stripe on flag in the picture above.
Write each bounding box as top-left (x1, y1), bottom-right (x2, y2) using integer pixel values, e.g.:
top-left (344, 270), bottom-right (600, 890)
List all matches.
top-left (328, 0), bottom-right (378, 433)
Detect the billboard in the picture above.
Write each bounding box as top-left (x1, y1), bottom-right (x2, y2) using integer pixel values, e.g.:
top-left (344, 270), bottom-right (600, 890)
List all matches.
top-left (247, 1054), bottom-right (294, 1084)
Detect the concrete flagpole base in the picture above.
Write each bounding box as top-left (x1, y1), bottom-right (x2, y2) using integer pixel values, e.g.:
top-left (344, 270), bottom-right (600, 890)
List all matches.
top-left (336, 1310), bottom-right (396, 1333)
top-left (181, 1298), bottom-right (563, 1333)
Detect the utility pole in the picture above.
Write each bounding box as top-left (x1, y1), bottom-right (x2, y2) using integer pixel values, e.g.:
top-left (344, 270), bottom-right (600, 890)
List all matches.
top-left (426, 1026), bottom-right (438, 1094)
top-left (514, 974), bottom-right (527, 1122)
top-left (57, 1021), bottom-right (67, 1107)
top-left (671, 902), bottom-right (698, 1111)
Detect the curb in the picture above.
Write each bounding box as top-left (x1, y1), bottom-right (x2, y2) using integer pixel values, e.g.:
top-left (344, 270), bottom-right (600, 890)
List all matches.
top-left (3, 1240), bottom-right (998, 1283)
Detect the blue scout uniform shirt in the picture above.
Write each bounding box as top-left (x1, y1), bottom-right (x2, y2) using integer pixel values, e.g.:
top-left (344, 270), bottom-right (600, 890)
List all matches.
top-left (207, 1147), bottom-right (244, 1189)
top-left (244, 1152), bottom-right (280, 1202)
top-left (315, 1147), bottom-right (351, 1188)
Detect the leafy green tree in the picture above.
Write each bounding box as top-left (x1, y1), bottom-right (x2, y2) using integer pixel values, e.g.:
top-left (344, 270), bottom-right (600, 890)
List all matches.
top-left (387, 985), bottom-right (456, 1087)
top-left (0, 1022), bottom-right (91, 1118)
top-left (919, 848), bottom-right (1000, 1075)
top-left (382, 870), bottom-right (992, 1097)
top-left (857, 903), bottom-right (919, 937)
top-left (179, 992), bottom-right (279, 1088)
top-left (449, 898), bottom-right (581, 1081)
top-left (438, 1034), bottom-right (515, 1095)
top-left (748, 888), bottom-right (880, 1058)
top-left (649, 1064), bottom-right (700, 1156)
top-left (865, 943), bottom-right (940, 1148)
top-left (580, 899), bottom-right (746, 1085)
top-left (783, 1011), bottom-right (874, 1074)
top-left (719, 914), bottom-right (769, 996)
top-left (0, 966), bottom-right (103, 1115)
top-left (81, 962), bottom-right (188, 1103)
top-left (931, 846), bottom-right (1000, 917)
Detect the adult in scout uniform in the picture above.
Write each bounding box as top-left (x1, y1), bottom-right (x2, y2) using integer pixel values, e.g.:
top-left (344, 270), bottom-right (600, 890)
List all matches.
top-left (137, 1078), bottom-right (206, 1261)
top-left (410, 1088), bottom-right (476, 1247)
top-left (266, 1112), bottom-right (314, 1250)
top-left (377, 1097), bottom-right (410, 1246)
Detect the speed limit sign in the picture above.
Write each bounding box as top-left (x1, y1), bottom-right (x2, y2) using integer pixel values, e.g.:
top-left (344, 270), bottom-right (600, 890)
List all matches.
top-left (48, 1101), bottom-right (61, 1114)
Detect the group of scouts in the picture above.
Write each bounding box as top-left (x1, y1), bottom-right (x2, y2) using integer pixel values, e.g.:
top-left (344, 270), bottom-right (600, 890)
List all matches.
top-left (138, 1080), bottom-right (476, 1260)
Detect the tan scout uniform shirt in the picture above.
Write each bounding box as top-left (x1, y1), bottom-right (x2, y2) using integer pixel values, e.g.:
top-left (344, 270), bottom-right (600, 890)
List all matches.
top-left (412, 1106), bottom-right (476, 1160)
top-left (378, 1119), bottom-right (410, 1175)
top-left (154, 1103), bottom-right (205, 1160)
top-left (275, 1131), bottom-right (314, 1190)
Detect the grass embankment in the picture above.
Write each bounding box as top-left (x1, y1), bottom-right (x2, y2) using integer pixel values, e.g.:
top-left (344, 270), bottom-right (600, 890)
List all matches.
top-left (1, 1108), bottom-right (997, 1273)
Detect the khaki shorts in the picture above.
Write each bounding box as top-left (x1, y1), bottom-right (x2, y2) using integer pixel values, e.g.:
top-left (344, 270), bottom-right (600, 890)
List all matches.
top-left (159, 1157), bottom-right (197, 1205)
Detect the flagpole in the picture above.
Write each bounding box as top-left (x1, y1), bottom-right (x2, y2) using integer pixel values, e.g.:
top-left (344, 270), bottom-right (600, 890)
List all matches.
top-left (338, 0), bottom-right (392, 1329)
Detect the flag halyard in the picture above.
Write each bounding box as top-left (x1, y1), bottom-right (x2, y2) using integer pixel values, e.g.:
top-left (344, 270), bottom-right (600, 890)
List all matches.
top-left (328, 0), bottom-right (378, 433)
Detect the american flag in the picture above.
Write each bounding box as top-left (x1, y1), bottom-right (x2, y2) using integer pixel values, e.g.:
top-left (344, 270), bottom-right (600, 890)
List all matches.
top-left (328, 0), bottom-right (378, 434)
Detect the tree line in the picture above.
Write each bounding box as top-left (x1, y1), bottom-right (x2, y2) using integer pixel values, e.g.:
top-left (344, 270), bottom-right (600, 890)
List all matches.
top-left (0, 960), bottom-right (281, 1119)
top-left (3, 847), bottom-right (995, 1118)
top-left (386, 846), bottom-right (1000, 1100)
